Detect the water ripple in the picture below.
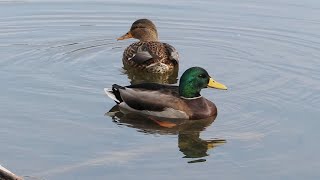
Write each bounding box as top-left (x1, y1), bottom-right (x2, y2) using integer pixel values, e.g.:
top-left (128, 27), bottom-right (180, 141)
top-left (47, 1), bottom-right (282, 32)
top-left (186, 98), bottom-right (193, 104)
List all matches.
top-left (1, 0), bottom-right (320, 178)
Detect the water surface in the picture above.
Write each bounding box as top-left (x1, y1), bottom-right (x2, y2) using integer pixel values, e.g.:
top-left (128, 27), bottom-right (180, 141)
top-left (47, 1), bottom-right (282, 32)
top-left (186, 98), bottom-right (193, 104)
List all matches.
top-left (1, 0), bottom-right (320, 179)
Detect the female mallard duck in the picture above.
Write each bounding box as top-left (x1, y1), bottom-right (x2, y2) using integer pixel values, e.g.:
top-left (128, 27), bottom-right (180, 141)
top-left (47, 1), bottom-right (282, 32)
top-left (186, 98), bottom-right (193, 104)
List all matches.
top-left (104, 67), bottom-right (227, 120)
top-left (117, 19), bottom-right (179, 73)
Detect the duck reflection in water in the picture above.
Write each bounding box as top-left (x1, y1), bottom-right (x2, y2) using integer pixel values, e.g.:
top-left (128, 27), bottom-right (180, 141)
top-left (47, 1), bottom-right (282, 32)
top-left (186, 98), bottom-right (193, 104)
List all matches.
top-left (106, 106), bottom-right (226, 163)
top-left (124, 66), bottom-right (179, 85)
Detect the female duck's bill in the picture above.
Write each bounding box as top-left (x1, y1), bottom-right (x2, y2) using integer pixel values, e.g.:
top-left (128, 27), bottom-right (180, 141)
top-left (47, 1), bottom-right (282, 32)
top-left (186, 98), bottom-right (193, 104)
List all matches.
top-left (117, 31), bottom-right (133, 40)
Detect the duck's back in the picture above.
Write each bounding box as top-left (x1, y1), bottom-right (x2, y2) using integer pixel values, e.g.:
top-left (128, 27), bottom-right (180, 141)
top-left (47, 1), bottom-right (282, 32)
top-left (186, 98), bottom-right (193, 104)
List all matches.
top-left (122, 41), bottom-right (179, 73)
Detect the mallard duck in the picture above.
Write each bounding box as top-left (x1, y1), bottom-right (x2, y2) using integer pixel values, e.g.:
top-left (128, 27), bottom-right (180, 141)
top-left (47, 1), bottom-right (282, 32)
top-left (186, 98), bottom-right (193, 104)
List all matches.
top-left (117, 19), bottom-right (179, 73)
top-left (104, 67), bottom-right (227, 120)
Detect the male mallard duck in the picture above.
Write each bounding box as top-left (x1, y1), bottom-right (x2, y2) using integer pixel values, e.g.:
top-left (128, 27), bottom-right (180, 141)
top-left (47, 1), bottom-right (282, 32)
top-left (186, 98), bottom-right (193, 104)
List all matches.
top-left (104, 67), bottom-right (227, 120)
top-left (117, 19), bottom-right (179, 73)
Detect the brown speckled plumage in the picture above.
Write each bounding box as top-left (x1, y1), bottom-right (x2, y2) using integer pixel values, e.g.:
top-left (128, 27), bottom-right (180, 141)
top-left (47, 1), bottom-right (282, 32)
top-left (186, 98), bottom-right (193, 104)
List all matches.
top-left (122, 41), bottom-right (178, 73)
top-left (118, 19), bottom-right (179, 73)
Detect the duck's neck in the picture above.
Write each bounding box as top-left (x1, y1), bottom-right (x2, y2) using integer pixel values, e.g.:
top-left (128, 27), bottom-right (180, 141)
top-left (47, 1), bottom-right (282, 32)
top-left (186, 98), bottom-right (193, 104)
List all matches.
top-left (179, 82), bottom-right (201, 98)
top-left (138, 30), bottom-right (159, 42)
top-left (140, 35), bottom-right (158, 42)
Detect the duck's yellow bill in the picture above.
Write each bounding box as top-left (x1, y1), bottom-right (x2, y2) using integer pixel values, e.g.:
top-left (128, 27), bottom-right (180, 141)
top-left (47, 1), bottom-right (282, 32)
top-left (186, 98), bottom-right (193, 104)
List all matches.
top-left (207, 78), bottom-right (227, 90)
top-left (117, 31), bottom-right (133, 40)
top-left (207, 139), bottom-right (226, 149)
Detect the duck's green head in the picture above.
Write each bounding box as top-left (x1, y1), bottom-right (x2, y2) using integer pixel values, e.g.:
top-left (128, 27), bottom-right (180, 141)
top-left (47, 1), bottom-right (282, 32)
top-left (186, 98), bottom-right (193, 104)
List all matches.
top-left (179, 67), bottom-right (227, 98)
top-left (117, 19), bottom-right (158, 42)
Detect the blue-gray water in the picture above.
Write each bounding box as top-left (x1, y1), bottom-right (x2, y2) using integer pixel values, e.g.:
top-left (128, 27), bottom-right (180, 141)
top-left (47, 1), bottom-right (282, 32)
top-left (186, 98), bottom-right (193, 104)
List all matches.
top-left (1, 0), bottom-right (320, 179)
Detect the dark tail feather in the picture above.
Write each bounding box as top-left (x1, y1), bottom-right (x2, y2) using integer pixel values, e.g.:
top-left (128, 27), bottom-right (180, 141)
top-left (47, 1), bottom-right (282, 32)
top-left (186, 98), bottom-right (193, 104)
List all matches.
top-left (104, 84), bottom-right (125, 104)
top-left (111, 84), bottom-right (124, 103)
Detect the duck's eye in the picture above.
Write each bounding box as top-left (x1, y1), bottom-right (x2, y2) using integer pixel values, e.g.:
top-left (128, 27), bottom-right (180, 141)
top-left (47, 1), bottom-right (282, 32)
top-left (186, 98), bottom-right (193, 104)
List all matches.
top-left (198, 74), bottom-right (206, 78)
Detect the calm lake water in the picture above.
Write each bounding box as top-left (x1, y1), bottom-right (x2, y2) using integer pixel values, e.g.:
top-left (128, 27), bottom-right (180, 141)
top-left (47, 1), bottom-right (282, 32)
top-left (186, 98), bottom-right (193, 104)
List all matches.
top-left (1, 0), bottom-right (320, 179)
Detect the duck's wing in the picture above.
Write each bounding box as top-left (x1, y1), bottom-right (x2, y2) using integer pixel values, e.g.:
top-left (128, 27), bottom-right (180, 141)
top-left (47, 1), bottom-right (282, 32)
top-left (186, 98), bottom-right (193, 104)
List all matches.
top-left (163, 43), bottom-right (179, 64)
top-left (119, 88), bottom-right (189, 119)
top-left (128, 43), bottom-right (160, 64)
top-left (105, 83), bottom-right (179, 105)
top-left (116, 83), bottom-right (183, 110)
top-left (104, 83), bottom-right (189, 119)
